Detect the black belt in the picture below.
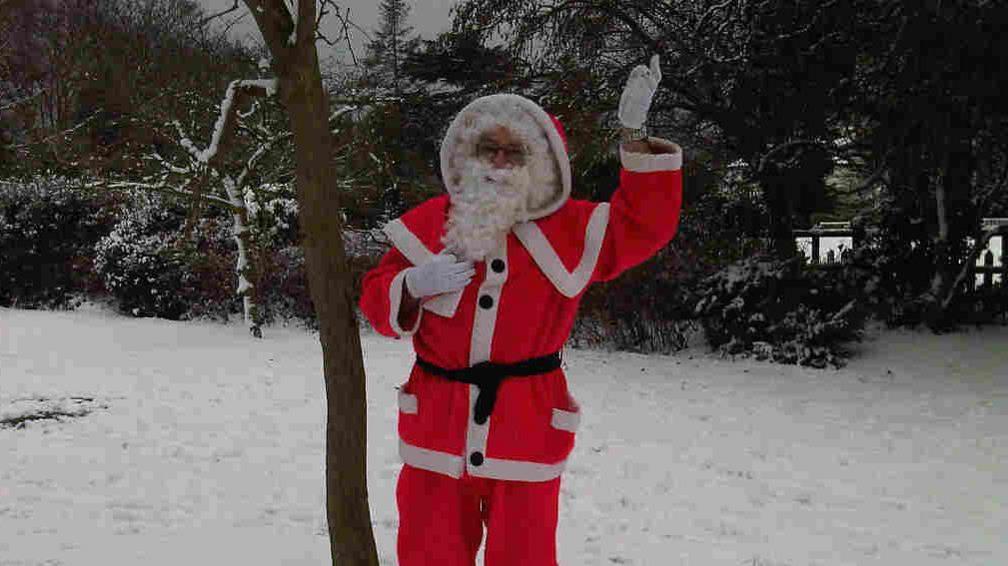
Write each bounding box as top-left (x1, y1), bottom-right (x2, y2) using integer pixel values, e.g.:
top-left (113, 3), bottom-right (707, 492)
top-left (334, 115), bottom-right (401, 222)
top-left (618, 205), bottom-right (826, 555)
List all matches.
top-left (415, 352), bottom-right (562, 425)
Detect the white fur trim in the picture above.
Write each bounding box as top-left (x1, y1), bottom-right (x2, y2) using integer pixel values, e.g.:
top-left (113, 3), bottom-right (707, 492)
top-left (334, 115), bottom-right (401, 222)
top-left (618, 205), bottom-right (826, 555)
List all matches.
top-left (620, 138), bottom-right (683, 172)
top-left (464, 384), bottom-right (491, 469)
top-left (551, 408), bottom-right (581, 432)
top-left (469, 455), bottom-right (568, 482)
top-left (399, 438), bottom-right (567, 482)
top-left (383, 219), bottom-right (432, 264)
top-left (462, 243), bottom-right (508, 477)
top-left (467, 237), bottom-right (508, 365)
top-left (389, 270), bottom-right (422, 337)
top-left (513, 203), bottom-right (610, 297)
top-left (421, 290), bottom-right (463, 318)
top-left (382, 219), bottom-right (463, 318)
top-left (398, 390), bottom-right (418, 415)
top-left (440, 94), bottom-right (571, 221)
top-left (399, 439), bottom-right (464, 479)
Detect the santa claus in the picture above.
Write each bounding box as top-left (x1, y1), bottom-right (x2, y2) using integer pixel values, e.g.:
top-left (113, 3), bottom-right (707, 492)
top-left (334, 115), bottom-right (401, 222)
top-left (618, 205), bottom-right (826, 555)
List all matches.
top-left (359, 55), bottom-right (682, 566)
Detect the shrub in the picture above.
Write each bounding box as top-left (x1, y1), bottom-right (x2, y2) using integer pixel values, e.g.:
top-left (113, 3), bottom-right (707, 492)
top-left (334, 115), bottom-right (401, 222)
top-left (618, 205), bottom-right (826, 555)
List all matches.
top-left (256, 245), bottom-right (316, 328)
top-left (0, 177), bottom-right (116, 309)
top-left (691, 255), bottom-right (866, 368)
top-left (93, 204), bottom-right (194, 319)
top-left (572, 245), bottom-right (697, 354)
top-left (92, 192), bottom-right (238, 320)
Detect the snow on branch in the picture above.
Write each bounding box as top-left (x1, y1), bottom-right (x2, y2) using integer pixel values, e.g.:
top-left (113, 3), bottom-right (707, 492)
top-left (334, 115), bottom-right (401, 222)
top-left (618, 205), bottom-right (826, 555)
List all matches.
top-left (236, 130), bottom-right (292, 189)
top-left (328, 104), bottom-right (358, 131)
top-left (0, 89), bottom-right (44, 112)
top-left (173, 120), bottom-right (203, 161)
top-left (86, 179), bottom-right (236, 210)
top-left (186, 79), bottom-right (278, 166)
top-left (244, 0), bottom-right (299, 59)
top-left (287, 0), bottom-right (299, 46)
top-left (146, 151), bottom-right (191, 175)
top-left (695, 0), bottom-right (736, 36)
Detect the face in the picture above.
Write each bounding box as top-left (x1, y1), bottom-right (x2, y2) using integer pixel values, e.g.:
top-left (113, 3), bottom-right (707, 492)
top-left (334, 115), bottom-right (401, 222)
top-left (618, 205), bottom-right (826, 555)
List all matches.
top-left (475, 126), bottom-right (527, 169)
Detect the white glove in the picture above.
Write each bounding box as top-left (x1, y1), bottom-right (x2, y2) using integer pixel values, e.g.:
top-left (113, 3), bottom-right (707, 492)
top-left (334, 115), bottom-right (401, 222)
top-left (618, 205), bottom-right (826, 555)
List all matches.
top-left (618, 54), bottom-right (662, 130)
top-left (404, 253), bottom-right (475, 299)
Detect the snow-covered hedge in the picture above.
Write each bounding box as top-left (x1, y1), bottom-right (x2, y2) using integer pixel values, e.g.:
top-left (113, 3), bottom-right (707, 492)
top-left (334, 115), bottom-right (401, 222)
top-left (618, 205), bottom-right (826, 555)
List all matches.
top-left (93, 197), bottom-right (198, 319)
top-left (0, 177), bottom-right (115, 309)
top-left (692, 256), bottom-right (867, 368)
top-left (92, 192), bottom-right (244, 320)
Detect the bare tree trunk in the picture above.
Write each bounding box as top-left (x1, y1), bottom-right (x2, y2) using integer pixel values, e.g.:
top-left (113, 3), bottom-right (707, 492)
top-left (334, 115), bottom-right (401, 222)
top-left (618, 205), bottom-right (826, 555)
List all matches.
top-left (287, 58), bottom-right (379, 566)
top-left (762, 176), bottom-right (797, 260)
top-left (242, 2), bottom-right (379, 564)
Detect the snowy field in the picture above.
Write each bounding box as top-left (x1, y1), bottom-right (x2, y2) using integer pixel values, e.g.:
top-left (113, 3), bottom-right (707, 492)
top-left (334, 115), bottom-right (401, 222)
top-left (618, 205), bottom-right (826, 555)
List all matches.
top-left (1, 305), bottom-right (1006, 566)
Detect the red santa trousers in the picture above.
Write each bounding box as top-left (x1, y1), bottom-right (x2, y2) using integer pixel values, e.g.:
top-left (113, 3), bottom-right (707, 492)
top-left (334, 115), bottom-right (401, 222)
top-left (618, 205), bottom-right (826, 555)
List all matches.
top-left (396, 464), bottom-right (562, 566)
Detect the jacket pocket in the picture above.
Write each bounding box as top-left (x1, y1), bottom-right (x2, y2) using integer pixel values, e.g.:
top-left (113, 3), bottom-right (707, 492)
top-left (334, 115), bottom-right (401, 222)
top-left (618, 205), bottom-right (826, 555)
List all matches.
top-left (549, 393), bottom-right (581, 433)
top-left (397, 384), bottom-right (418, 415)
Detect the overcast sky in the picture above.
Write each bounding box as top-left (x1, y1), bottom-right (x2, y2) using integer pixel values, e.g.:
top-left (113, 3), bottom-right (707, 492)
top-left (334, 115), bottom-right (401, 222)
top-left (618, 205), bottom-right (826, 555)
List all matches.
top-left (196, 0), bottom-right (459, 64)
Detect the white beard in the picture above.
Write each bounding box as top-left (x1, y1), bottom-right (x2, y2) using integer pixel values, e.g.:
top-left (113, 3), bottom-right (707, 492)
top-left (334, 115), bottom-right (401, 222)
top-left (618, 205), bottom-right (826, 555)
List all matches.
top-left (442, 160), bottom-right (530, 262)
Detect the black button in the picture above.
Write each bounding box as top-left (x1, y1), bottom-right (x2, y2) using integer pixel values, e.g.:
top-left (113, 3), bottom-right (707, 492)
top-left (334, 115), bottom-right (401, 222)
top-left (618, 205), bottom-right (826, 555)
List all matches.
top-left (491, 259), bottom-right (505, 273)
top-left (479, 295), bottom-right (494, 309)
top-left (469, 452), bottom-right (484, 466)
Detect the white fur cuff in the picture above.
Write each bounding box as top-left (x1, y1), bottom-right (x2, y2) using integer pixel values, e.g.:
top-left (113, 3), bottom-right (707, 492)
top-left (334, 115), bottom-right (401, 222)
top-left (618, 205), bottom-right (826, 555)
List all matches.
top-left (620, 138), bottom-right (683, 172)
top-left (389, 269), bottom-right (422, 337)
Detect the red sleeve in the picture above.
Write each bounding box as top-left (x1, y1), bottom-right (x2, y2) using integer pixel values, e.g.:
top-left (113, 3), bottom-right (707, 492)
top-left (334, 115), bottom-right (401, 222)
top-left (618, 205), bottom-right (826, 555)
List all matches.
top-left (592, 138), bottom-right (684, 283)
top-left (358, 196), bottom-right (449, 338)
top-left (358, 246), bottom-right (421, 339)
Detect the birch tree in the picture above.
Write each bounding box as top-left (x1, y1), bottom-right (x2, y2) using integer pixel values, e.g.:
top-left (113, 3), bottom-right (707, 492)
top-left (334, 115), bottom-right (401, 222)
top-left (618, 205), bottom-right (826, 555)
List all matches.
top-left (90, 79), bottom-right (295, 337)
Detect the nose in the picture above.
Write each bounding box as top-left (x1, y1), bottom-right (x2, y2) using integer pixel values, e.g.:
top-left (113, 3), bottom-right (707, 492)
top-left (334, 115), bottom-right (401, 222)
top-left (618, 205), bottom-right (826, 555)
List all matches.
top-left (490, 149), bottom-right (512, 169)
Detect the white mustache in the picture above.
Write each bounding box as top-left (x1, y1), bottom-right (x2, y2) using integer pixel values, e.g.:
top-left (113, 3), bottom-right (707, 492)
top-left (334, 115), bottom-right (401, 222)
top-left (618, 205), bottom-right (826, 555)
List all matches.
top-left (470, 162), bottom-right (529, 195)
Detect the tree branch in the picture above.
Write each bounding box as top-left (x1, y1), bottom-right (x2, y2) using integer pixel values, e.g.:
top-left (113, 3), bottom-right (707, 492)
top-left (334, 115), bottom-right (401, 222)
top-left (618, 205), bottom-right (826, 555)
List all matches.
top-left (146, 151), bottom-right (191, 175)
top-left (853, 150), bottom-right (893, 194)
top-left (87, 179), bottom-right (238, 210)
top-left (199, 0), bottom-right (242, 27)
top-left (242, 0), bottom-right (295, 62)
top-left (4, 110), bottom-right (102, 150)
top-left (187, 79), bottom-right (277, 167)
top-left (757, 140), bottom-right (826, 176)
top-left (0, 89), bottom-right (44, 112)
top-left (236, 130), bottom-right (292, 189)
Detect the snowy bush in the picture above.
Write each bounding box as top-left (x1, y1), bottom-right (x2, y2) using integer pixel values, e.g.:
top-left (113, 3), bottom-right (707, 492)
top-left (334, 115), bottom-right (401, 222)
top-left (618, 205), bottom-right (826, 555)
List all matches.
top-left (93, 200), bottom-right (195, 319)
top-left (244, 183), bottom-right (300, 248)
top-left (91, 193), bottom-right (240, 320)
top-left (0, 177), bottom-right (115, 309)
top-left (691, 255), bottom-right (866, 368)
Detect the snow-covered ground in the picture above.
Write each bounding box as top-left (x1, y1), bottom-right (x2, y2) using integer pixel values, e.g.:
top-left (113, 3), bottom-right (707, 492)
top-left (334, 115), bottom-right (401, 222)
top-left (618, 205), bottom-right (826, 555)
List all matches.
top-left (1, 305), bottom-right (1005, 565)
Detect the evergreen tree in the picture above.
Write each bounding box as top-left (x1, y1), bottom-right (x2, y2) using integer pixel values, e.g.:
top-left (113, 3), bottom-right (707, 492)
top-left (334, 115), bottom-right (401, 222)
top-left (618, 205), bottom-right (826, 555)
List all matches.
top-left (364, 0), bottom-right (421, 97)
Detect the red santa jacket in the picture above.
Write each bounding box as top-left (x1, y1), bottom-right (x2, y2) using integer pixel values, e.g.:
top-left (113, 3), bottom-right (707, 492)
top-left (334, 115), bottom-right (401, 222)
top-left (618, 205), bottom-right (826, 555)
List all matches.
top-left (359, 94), bottom-right (683, 482)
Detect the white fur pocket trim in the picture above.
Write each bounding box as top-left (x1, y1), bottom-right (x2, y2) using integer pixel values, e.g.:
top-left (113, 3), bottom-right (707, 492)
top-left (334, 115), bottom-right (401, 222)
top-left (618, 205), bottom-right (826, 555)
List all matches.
top-left (398, 390), bottom-right (418, 415)
top-left (551, 408), bottom-right (581, 432)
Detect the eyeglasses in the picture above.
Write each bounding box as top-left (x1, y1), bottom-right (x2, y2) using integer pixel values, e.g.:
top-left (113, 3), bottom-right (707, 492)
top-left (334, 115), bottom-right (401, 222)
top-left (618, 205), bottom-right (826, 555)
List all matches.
top-left (476, 142), bottom-right (527, 166)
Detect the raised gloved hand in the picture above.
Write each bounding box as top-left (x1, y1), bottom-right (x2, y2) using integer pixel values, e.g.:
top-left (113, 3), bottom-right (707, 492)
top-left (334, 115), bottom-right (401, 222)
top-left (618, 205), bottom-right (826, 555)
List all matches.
top-left (618, 54), bottom-right (662, 130)
top-left (404, 253), bottom-right (475, 299)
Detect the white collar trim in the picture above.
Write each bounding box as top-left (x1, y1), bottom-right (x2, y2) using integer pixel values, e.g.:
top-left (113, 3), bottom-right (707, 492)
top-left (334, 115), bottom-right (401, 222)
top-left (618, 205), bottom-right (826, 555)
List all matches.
top-left (512, 203), bottom-right (610, 298)
top-left (382, 219), bottom-right (463, 318)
